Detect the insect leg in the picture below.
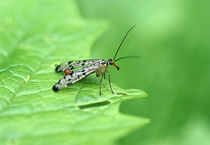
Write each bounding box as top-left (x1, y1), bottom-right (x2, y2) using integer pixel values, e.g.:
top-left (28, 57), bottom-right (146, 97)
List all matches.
top-left (106, 71), bottom-right (114, 94)
top-left (100, 74), bottom-right (104, 95)
top-left (104, 73), bottom-right (106, 79)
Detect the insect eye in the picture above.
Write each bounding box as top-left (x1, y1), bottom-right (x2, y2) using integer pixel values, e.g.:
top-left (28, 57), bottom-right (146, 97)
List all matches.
top-left (108, 59), bottom-right (113, 65)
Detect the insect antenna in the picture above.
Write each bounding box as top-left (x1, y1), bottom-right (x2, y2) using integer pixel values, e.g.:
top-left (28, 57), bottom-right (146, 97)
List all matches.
top-left (114, 56), bottom-right (141, 62)
top-left (113, 25), bottom-right (136, 61)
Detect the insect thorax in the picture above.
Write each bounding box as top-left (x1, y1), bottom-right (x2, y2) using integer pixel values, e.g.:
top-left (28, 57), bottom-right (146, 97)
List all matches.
top-left (96, 61), bottom-right (108, 77)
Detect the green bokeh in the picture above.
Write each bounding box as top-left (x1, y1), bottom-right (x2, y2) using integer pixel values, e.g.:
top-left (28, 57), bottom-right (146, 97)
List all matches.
top-left (77, 0), bottom-right (210, 145)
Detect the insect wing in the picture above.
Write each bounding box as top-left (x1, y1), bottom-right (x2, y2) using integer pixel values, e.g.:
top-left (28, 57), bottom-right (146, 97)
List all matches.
top-left (55, 59), bottom-right (104, 72)
top-left (52, 63), bottom-right (102, 91)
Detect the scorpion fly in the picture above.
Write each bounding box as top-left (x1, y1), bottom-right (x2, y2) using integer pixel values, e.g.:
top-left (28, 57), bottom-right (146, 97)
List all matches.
top-left (52, 25), bottom-right (139, 95)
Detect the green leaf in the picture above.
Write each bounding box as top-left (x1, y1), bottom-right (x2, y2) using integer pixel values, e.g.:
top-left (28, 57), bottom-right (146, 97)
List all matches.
top-left (0, 0), bottom-right (149, 145)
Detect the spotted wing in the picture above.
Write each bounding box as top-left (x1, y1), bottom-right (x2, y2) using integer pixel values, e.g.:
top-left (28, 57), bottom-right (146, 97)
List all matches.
top-left (52, 62), bottom-right (102, 91)
top-left (55, 59), bottom-right (104, 72)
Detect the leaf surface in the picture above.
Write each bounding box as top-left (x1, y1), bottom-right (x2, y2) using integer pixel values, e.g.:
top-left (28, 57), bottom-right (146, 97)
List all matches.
top-left (0, 0), bottom-right (149, 145)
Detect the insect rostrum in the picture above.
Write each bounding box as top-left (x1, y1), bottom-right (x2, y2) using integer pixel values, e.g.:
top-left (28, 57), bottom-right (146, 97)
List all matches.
top-left (52, 25), bottom-right (138, 95)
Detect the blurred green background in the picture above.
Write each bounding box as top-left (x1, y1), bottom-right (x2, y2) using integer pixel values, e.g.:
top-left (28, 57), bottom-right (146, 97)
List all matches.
top-left (77, 0), bottom-right (210, 145)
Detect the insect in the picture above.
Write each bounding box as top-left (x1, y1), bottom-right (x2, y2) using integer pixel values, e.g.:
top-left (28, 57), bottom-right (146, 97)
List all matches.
top-left (52, 25), bottom-right (139, 95)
